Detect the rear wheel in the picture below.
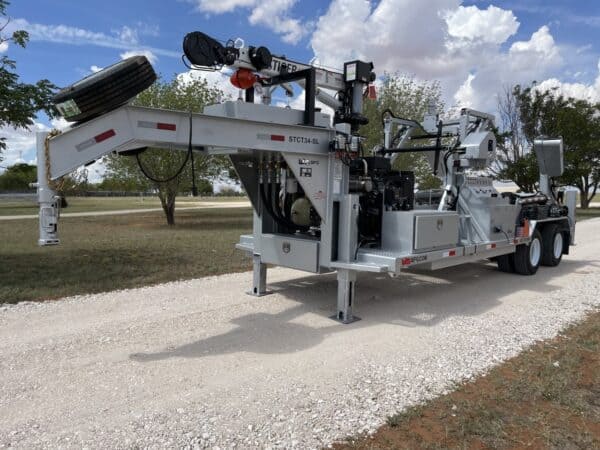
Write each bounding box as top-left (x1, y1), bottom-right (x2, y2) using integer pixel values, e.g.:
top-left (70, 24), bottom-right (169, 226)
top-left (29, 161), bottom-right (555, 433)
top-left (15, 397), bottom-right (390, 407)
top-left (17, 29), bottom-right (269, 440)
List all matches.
top-left (541, 224), bottom-right (563, 267)
top-left (514, 229), bottom-right (542, 275)
top-left (497, 253), bottom-right (515, 273)
top-left (52, 56), bottom-right (156, 123)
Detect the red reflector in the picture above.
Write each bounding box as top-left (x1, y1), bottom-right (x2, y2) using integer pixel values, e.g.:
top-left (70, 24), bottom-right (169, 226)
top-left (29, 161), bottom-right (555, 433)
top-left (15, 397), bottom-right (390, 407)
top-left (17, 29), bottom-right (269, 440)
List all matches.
top-left (94, 129), bottom-right (116, 143)
top-left (271, 135), bottom-right (285, 142)
top-left (401, 258), bottom-right (411, 266)
top-left (491, 243), bottom-right (497, 249)
top-left (157, 123), bottom-right (176, 131)
top-left (368, 84), bottom-right (377, 100)
top-left (230, 69), bottom-right (257, 90)
top-left (449, 250), bottom-right (456, 257)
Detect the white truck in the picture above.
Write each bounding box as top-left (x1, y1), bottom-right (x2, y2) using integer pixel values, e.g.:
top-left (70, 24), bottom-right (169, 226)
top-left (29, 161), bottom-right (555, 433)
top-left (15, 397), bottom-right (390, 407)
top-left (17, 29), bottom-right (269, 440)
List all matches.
top-left (38, 32), bottom-right (576, 322)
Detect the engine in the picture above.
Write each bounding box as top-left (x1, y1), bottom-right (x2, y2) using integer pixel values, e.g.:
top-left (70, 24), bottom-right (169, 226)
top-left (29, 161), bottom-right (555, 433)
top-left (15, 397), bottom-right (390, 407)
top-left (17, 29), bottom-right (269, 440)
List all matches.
top-left (349, 156), bottom-right (415, 243)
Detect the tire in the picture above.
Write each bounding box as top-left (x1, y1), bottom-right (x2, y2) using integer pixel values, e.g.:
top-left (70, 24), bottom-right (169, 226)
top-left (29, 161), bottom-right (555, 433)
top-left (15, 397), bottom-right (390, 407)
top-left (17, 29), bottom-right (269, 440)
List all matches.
top-left (541, 224), bottom-right (563, 267)
top-left (53, 56), bottom-right (157, 123)
top-left (497, 253), bottom-right (515, 273)
top-left (513, 229), bottom-right (543, 275)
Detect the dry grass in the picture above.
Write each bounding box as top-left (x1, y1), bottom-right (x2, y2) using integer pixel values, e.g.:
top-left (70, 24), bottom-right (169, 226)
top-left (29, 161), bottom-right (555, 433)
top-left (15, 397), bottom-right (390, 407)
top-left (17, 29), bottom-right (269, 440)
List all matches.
top-left (0, 207), bottom-right (253, 303)
top-left (335, 311), bottom-right (600, 450)
top-left (576, 207), bottom-right (600, 221)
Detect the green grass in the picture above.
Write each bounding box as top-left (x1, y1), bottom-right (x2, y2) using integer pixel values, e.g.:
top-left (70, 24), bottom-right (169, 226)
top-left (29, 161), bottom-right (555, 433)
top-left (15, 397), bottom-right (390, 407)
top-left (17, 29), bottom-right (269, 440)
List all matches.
top-left (576, 207), bottom-right (600, 221)
top-left (0, 195), bottom-right (247, 216)
top-left (0, 207), bottom-right (253, 303)
top-left (1, 199), bottom-right (596, 304)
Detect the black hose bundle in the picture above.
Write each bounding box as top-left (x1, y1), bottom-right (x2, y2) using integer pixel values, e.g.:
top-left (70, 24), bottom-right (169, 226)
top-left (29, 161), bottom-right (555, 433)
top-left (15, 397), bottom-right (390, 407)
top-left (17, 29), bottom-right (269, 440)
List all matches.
top-left (259, 181), bottom-right (309, 232)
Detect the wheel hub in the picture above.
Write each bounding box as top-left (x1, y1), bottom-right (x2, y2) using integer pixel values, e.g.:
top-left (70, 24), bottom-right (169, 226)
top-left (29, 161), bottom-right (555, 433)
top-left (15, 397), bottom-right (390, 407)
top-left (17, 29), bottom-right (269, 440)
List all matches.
top-left (530, 238), bottom-right (541, 267)
top-left (553, 232), bottom-right (563, 259)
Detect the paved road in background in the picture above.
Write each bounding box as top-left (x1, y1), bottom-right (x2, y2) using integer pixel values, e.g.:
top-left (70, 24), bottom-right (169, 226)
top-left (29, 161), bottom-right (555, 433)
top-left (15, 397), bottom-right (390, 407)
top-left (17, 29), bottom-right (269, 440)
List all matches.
top-left (0, 201), bottom-right (251, 220)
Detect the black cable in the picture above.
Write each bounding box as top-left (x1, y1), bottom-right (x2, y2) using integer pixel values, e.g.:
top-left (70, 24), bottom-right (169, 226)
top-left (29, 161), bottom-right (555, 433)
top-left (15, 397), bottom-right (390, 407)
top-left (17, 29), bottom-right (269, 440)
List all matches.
top-left (259, 180), bottom-right (309, 232)
top-left (136, 112), bottom-right (193, 184)
top-left (272, 183), bottom-right (289, 223)
top-left (189, 112), bottom-right (198, 196)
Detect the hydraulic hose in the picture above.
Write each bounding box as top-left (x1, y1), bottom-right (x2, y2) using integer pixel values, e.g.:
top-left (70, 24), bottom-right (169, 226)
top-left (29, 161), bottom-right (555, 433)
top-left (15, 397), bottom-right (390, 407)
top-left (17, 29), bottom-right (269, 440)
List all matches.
top-left (259, 181), bottom-right (309, 232)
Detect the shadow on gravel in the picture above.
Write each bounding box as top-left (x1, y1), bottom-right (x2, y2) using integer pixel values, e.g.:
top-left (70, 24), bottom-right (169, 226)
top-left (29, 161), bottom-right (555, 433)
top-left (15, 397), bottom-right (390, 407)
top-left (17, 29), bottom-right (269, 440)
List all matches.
top-left (130, 258), bottom-right (597, 362)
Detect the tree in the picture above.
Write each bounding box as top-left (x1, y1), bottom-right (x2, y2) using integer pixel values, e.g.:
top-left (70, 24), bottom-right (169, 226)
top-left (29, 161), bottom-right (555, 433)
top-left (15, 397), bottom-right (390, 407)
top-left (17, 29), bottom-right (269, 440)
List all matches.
top-left (97, 173), bottom-right (150, 193)
top-left (60, 168), bottom-right (90, 196)
top-left (0, 1), bottom-right (55, 159)
top-left (104, 76), bottom-right (229, 224)
top-left (360, 74), bottom-right (444, 189)
top-left (492, 86), bottom-right (539, 192)
top-left (0, 162), bottom-right (36, 190)
top-left (514, 85), bottom-right (600, 208)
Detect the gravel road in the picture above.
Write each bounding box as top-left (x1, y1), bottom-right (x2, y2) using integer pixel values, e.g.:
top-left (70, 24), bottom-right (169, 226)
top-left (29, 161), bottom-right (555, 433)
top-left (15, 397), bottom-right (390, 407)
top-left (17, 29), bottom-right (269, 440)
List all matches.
top-left (1, 218), bottom-right (599, 449)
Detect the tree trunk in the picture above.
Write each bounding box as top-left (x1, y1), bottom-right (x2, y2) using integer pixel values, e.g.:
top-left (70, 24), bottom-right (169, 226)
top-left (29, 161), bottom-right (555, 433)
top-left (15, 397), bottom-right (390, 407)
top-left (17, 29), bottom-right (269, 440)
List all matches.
top-left (158, 190), bottom-right (177, 225)
top-left (578, 176), bottom-right (591, 209)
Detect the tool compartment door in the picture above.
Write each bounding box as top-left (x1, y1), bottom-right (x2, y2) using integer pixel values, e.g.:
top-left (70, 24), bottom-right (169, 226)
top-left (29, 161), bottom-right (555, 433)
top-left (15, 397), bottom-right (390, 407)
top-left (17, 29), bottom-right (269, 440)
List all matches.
top-left (260, 234), bottom-right (320, 273)
top-left (413, 213), bottom-right (459, 252)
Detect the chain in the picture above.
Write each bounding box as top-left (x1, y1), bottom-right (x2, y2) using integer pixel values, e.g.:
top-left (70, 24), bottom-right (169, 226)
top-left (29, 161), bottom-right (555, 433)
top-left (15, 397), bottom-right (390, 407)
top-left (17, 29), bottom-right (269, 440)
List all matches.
top-left (44, 129), bottom-right (66, 192)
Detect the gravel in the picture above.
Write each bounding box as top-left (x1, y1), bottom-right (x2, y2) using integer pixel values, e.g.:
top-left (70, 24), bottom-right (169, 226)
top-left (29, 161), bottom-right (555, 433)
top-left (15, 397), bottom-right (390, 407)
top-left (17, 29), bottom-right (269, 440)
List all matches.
top-left (1, 218), bottom-right (599, 449)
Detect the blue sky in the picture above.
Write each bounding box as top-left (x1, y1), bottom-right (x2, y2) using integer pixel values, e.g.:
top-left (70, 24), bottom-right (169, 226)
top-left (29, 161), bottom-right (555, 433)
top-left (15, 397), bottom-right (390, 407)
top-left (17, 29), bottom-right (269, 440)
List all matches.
top-left (2, 0), bottom-right (600, 173)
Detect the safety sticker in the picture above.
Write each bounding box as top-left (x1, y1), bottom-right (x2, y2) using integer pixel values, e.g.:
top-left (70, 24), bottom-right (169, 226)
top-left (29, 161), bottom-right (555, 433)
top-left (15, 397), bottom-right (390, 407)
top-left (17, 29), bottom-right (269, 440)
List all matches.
top-left (299, 167), bottom-right (312, 177)
top-left (55, 99), bottom-right (81, 118)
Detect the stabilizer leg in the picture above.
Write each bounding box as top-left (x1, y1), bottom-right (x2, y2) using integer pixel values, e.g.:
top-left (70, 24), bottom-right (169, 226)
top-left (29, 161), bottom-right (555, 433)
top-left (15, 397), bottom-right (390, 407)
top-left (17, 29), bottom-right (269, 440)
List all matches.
top-left (36, 132), bottom-right (60, 246)
top-left (248, 254), bottom-right (270, 297)
top-left (332, 269), bottom-right (360, 324)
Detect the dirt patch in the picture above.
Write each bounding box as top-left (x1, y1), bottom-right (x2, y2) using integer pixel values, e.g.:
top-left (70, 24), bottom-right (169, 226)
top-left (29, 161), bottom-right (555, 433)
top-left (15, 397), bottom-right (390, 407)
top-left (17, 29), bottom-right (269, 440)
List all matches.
top-left (334, 311), bottom-right (600, 450)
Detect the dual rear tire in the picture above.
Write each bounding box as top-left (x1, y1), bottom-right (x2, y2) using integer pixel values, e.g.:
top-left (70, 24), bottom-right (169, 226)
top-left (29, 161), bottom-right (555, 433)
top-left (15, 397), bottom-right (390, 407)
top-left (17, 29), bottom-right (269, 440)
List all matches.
top-left (497, 225), bottom-right (564, 275)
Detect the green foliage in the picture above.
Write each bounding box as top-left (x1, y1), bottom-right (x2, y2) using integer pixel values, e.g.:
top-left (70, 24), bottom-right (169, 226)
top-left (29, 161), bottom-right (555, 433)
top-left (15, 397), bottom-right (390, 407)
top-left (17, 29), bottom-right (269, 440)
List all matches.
top-left (360, 73), bottom-right (444, 188)
top-left (97, 174), bottom-right (149, 192)
top-left (0, 162), bottom-right (36, 190)
top-left (60, 169), bottom-right (90, 196)
top-left (105, 75), bottom-right (229, 224)
top-left (0, 1), bottom-right (56, 157)
top-left (512, 85), bottom-right (600, 207)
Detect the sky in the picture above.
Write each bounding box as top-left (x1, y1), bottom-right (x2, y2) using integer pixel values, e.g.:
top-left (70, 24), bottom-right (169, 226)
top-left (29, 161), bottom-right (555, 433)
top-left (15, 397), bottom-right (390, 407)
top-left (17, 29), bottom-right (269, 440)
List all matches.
top-left (2, 0), bottom-right (600, 180)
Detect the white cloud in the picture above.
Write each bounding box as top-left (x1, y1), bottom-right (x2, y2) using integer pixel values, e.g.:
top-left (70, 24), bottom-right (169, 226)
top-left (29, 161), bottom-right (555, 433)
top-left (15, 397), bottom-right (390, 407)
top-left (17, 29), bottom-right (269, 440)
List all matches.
top-left (7, 19), bottom-right (179, 58)
top-left (1, 123), bottom-right (47, 168)
top-left (114, 25), bottom-right (139, 45)
top-left (312, 0), bottom-right (460, 76)
top-left (248, 0), bottom-right (307, 44)
top-left (0, 41), bottom-right (8, 53)
top-left (445, 5), bottom-right (519, 45)
top-left (192, 0), bottom-right (308, 44)
top-left (509, 25), bottom-right (561, 68)
top-left (310, 1), bottom-right (565, 115)
top-left (534, 58), bottom-right (600, 103)
top-left (195, 0), bottom-right (255, 13)
top-left (454, 73), bottom-right (477, 108)
top-left (90, 65), bottom-right (103, 73)
top-left (120, 50), bottom-right (158, 65)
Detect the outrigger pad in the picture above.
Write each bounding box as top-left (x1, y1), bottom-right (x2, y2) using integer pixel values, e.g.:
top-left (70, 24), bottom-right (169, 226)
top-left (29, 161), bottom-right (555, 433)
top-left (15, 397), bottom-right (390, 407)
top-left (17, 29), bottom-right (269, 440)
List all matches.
top-left (183, 31), bottom-right (227, 68)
